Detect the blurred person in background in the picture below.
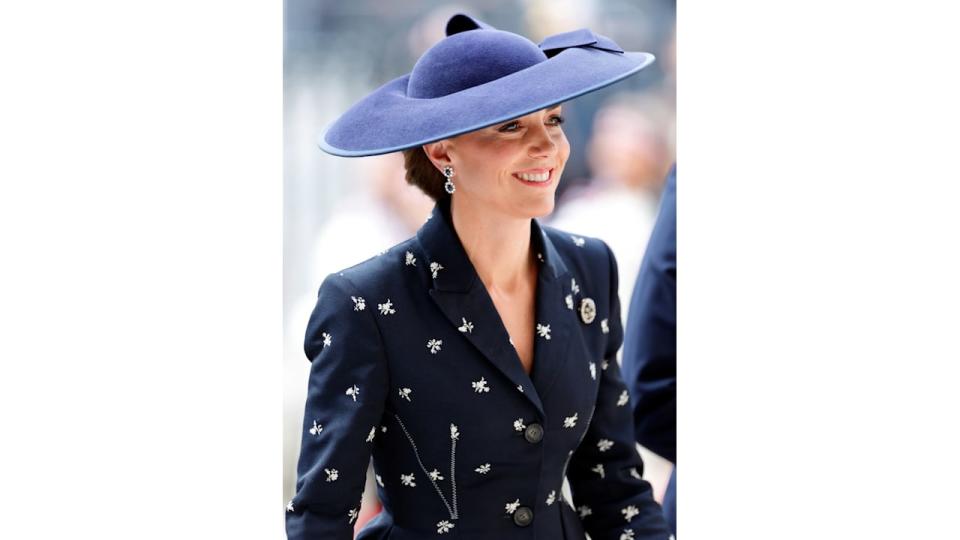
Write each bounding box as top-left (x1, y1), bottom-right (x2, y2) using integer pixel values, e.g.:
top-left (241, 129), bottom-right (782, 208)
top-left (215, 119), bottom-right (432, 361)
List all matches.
top-left (286, 13), bottom-right (673, 540)
top-left (621, 165), bottom-right (677, 536)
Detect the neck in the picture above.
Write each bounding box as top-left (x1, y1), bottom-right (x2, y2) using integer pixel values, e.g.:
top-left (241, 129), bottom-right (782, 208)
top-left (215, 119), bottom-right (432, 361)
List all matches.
top-left (450, 196), bottom-right (535, 292)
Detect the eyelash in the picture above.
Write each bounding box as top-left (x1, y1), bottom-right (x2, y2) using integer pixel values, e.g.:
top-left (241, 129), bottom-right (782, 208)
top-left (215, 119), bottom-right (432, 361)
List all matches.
top-left (499, 114), bottom-right (565, 132)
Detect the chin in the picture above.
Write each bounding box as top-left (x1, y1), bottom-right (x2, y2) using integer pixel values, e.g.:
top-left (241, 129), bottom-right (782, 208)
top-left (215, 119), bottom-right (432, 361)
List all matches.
top-left (520, 196), bottom-right (555, 219)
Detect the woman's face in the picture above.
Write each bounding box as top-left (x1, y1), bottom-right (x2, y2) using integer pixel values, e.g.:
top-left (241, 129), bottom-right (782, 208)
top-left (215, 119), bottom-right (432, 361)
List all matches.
top-left (434, 105), bottom-right (570, 219)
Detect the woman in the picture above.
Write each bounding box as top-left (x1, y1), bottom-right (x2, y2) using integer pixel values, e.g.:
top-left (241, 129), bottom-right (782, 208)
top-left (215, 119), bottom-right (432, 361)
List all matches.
top-left (287, 14), bottom-right (673, 540)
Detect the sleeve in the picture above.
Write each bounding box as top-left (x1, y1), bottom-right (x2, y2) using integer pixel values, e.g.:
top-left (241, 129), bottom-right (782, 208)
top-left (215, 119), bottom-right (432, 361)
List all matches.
top-left (621, 167), bottom-right (676, 462)
top-left (566, 242), bottom-right (673, 540)
top-left (286, 273), bottom-right (389, 540)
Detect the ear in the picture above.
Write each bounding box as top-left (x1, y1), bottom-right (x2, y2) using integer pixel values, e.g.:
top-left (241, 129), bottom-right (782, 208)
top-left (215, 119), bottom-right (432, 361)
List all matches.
top-left (422, 141), bottom-right (453, 172)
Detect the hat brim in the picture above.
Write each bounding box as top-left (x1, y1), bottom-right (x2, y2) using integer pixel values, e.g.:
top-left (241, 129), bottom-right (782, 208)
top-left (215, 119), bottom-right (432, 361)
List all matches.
top-left (318, 48), bottom-right (655, 157)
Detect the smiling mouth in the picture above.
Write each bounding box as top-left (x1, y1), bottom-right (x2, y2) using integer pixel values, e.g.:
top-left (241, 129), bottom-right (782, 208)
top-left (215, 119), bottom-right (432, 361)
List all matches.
top-left (512, 169), bottom-right (553, 184)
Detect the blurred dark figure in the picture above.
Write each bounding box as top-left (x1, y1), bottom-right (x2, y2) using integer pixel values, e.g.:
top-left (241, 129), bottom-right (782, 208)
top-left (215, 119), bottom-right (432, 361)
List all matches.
top-left (622, 165), bottom-right (677, 535)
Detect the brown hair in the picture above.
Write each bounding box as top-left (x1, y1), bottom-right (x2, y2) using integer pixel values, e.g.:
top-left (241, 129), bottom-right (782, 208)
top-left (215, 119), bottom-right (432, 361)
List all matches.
top-left (402, 147), bottom-right (448, 201)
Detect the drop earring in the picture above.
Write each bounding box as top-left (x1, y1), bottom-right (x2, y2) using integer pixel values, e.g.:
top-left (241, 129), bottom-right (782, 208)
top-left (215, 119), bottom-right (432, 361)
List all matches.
top-left (443, 166), bottom-right (456, 194)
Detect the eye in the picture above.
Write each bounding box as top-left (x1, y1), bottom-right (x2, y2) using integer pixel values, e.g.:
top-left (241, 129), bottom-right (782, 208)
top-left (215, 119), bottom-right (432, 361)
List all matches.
top-left (498, 121), bottom-right (520, 133)
top-left (548, 114), bottom-right (565, 126)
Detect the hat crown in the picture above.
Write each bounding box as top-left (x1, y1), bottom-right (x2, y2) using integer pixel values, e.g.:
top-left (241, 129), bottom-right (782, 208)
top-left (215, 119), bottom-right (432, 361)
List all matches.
top-left (407, 30), bottom-right (547, 99)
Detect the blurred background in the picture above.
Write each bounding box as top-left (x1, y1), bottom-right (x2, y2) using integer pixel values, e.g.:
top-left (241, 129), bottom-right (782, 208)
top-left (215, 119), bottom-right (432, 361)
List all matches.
top-left (284, 0), bottom-right (675, 531)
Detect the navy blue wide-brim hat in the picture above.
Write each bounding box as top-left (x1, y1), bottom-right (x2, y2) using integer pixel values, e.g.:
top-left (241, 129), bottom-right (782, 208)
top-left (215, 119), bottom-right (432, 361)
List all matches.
top-left (319, 14), bottom-right (655, 157)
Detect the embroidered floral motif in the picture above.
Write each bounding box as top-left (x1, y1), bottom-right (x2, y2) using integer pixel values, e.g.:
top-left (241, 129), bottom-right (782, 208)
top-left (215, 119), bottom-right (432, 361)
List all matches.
top-left (620, 530), bottom-right (636, 540)
top-left (450, 424), bottom-right (460, 441)
top-left (630, 467), bottom-right (642, 480)
top-left (563, 413), bottom-right (578, 428)
top-left (475, 463), bottom-right (491, 474)
top-left (309, 420), bottom-right (322, 436)
top-left (400, 473), bottom-right (416, 487)
top-left (322, 332), bottom-right (332, 348)
top-left (348, 507), bottom-right (359, 524)
top-left (381, 426), bottom-right (387, 433)
top-left (617, 389), bottom-right (630, 407)
top-left (517, 384), bottom-right (523, 393)
top-left (286, 500), bottom-right (294, 512)
top-left (405, 251), bottom-right (416, 266)
top-left (505, 499), bottom-right (521, 514)
top-left (546, 490), bottom-right (556, 505)
top-left (378, 299), bottom-right (396, 315)
top-left (597, 439), bottom-right (614, 452)
top-left (536, 323), bottom-right (552, 340)
top-left (589, 361), bottom-right (597, 380)
top-left (376, 474), bottom-right (384, 487)
top-left (325, 468), bottom-right (339, 482)
top-left (351, 296), bottom-right (366, 311)
top-left (458, 317), bottom-right (474, 333)
top-left (430, 261), bottom-right (444, 279)
top-left (428, 469), bottom-right (445, 481)
top-left (571, 235), bottom-right (586, 247)
top-left (601, 318), bottom-right (609, 334)
top-left (571, 278), bottom-right (580, 295)
top-left (471, 377), bottom-right (490, 393)
top-left (602, 359), bottom-right (610, 370)
top-left (590, 463), bottom-right (605, 479)
top-left (427, 338), bottom-right (442, 354)
top-left (366, 426), bottom-right (376, 443)
top-left (399, 387), bottom-right (412, 401)
top-left (565, 294), bottom-right (574, 310)
top-left (346, 385), bottom-right (360, 402)
top-left (578, 505), bottom-right (593, 518)
top-left (513, 418), bottom-right (526, 431)
top-left (437, 520), bottom-right (455, 534)
top-left (622, 504), bottom-right (640, 522)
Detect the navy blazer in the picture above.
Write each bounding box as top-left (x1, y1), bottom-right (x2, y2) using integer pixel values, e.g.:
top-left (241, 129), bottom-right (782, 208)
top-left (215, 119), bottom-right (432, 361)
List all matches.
top-left (286, 197), bottom-right (672, 540)
top-left (621, 166), bottom-right (677, 534)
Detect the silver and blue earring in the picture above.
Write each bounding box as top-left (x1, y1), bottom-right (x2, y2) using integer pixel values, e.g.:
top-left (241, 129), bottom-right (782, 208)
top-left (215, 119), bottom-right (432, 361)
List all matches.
top-left (443, 166), bottom-right (456, 194)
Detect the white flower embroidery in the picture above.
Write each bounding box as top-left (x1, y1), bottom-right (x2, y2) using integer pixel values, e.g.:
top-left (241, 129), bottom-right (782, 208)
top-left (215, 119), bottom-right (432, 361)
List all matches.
top-left (430, 261), bottom-right (444, 279)
top-left (513, 418), bottom-right (526, 431)
top-left (377, 299), bottom-right (396, 315)
top-left (400, 473), bottom-right (416, 487)
top-left (286, 500), bottom-right (294, 512)
top-left (366, 426), bottom-right (376, 443)
top-left (398, 387), bottom-right (412, 401)
top-left (563, 413), bottom-right (578, 428)
top-left (601, 318), bottom-right (609, 334)
top-left (517, 384), bottom-right (523, 393)
top-left (427, 338), bottom-right (442, 354)
top-left (381, 426), bottom-right (387, 432)
top-left (565, 294), bottom-right (574, 310)
top-left (571, 278), bottom-right (580, 295)
top-left (620, 530), bottom-right (636, 540)
top-left (597, 439), bottom-right (614, 452)
top-left (405, 251), bottom-right (416, 266)
top-left (325, 468), bottom-right (339, 482)
top-left (437, 520), bottom-right (455, 534)
top-left (546, 490), bottom-right (556, 505)
top-left (590, 463), bottom-right (605, 479)
top-left (351, 296), bottom-right (366, 311)
top-left (602, 359), bottom-right (610, 370)
top-left (630, 467), bottom-right (642, 480)
top-left (471, 377), bottom-right (490, 393)
top-left (571, 235), bottom-right (586, 247)
top-left (475, 463), bottom-right (491, 474)
top-left (578, 505), bottom-right (593, 518)
top-left (428, 468), bottom-right (445, 481)
top-left (622, 504), bottom-right (640, 522)
top-left (450, 424), bottom-right (460, 440)
top-left (322, 332), bottom-right (332, 348)
top-left (458, 317), bottom-right (474, 333)
top-left (309, 420), bottom-right (322, 436)
top-left (505, 499), bottom-right (521, 514)
top-left (589, 361), bottom-right (597, 380)
top-left (348, 507), bottom-right (359, 524)
top-left (536, 323), bottom-right (552, 340)
top-left (346, 385), bottom-right (360, 402)
top-left (376, 474), bottom-right (384, 487)
top-left (617, 389), bottom-right (630, 407)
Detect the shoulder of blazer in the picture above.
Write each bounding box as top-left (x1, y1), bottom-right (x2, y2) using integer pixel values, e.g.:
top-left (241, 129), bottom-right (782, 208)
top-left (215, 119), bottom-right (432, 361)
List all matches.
top-left (540, 224), bottom-right (616, 291)
top-left (322, 236), bottom-right (425, 298)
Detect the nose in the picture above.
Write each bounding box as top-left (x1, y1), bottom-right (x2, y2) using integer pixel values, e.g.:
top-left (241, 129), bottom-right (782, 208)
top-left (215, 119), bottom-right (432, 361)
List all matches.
top-left (526, 122), bottom-right (558, 159)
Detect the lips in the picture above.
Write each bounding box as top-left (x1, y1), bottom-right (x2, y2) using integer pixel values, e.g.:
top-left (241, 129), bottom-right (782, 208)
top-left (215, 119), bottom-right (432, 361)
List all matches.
top-left (512, 168), bottom-right (553, 184)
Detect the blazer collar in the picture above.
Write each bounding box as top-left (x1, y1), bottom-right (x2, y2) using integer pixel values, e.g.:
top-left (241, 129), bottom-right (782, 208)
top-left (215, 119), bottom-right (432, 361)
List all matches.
top-left (415, 198), bottom-right (576, 417)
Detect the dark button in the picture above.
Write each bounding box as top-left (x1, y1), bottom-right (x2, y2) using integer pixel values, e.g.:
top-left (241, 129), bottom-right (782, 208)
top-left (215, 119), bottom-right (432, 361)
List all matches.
top-left (513, 506), bottom-right (534, 527)
top-left (524, 423), bottom-right (544, 444)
